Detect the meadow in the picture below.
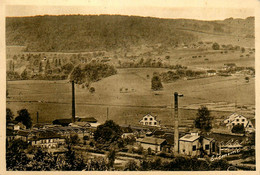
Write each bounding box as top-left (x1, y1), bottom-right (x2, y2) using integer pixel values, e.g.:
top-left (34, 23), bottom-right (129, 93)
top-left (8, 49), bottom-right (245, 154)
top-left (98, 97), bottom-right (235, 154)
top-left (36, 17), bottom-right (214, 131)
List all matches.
top-left (7, 67), bottom-right (255, 126)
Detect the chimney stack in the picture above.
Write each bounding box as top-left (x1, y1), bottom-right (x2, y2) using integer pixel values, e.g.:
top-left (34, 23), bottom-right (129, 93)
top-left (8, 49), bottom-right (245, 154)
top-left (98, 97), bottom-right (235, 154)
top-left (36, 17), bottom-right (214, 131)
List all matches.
top-left (72, 80), bottom-right (76, 123)
top-left (174, 92), bottom-right (179, 153)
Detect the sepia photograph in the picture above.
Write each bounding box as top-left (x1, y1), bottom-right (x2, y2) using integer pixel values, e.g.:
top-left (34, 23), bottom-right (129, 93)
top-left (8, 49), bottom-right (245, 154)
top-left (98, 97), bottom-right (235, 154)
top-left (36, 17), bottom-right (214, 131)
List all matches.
top-left (1, 0), bottom-right (259, 173)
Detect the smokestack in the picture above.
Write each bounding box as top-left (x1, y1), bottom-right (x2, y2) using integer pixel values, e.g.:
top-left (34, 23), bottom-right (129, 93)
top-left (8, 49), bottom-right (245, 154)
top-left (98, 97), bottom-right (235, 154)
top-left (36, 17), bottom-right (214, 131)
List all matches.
top-left (72, 80), bottom-right (76, 123)
top-left (174, 92), bottom-right (179, 153)
top-left (37, 111), bottom-right (39, 123)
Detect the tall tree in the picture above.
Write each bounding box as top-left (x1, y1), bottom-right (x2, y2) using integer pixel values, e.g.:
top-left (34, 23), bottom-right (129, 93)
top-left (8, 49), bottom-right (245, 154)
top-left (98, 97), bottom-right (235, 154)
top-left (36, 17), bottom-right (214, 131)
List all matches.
top-left (94, 120), bottom-right (122, 149)
top-left (15, 109), bottom-right (32, 129)
top-left (194, 106), bottom-right (212, 132)
top-left (6, 108), bottom-right (14, 122)
top-left (151, 74), bottom-right (163, 91)
top-left (69, 66), bottom-right (86, 84)
top-left (21, 69), bottom-right (28, 80)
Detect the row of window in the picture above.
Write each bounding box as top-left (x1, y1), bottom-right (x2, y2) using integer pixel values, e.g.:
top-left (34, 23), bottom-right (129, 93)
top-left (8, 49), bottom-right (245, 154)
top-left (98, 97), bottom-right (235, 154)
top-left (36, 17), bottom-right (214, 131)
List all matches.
top-left (143, 122), bottom-right (157, 125)
top-left (144, 117), bottom-right (154, 121)
top-left (192, 144), bottom-right (210, 151)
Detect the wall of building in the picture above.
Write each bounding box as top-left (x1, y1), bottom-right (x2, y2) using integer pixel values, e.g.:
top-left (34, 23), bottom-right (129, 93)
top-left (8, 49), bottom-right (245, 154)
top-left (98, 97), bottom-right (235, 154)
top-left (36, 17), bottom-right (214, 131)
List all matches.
top-left (179, 139), bottom-right (201, 156)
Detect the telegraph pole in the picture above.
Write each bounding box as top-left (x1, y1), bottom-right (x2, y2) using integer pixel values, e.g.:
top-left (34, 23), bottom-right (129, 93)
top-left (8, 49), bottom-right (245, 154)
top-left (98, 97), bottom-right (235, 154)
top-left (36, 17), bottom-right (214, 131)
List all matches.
top-left (72, 80), bottom-right (76, 123)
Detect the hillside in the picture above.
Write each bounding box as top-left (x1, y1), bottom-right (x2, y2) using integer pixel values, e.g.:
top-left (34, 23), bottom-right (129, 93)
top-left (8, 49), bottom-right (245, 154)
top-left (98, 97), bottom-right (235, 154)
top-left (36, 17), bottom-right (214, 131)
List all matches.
top-left (6, 15), bottom-right (254, 52)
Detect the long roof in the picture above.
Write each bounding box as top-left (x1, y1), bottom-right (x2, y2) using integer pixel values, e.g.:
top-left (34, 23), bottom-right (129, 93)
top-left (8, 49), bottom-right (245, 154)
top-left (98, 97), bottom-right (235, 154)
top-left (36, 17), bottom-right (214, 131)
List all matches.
top-left (137, 137), bottom-right (166, 145)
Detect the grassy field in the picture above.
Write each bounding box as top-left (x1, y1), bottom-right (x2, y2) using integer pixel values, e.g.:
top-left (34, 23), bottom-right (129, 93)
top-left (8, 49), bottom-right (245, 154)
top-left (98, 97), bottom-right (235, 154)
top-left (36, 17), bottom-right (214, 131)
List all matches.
top-left (7, 67), bottom-right (255, 125)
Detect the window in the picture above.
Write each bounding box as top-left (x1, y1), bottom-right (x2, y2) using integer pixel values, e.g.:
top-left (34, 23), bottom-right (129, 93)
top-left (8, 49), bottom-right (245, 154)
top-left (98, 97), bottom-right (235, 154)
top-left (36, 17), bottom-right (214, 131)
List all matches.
top-left (145, 122), bottom-right (148, 125)
top-left (150, 118), bottom-right (153, 121)
top-left (242, 123), bottom-right (244, 127)
top-left (242, 119), bottom-right (245, 122)
top-left (249, 125), bottom-right (252, 128)
top-left (232, 123), bottom-right (235, 126)
top-left (205, 144), bottom-right (209, 150)
top-left (154, 122), bottom-right (157, 125)
top-left (236, 119), bottom-right (239, 122)
top-left (149, 122), bottom-right (152, 125)
top-left (144, 118), bottom-right (147, 121)
top-left (192, 145), bottom-right (196, 151)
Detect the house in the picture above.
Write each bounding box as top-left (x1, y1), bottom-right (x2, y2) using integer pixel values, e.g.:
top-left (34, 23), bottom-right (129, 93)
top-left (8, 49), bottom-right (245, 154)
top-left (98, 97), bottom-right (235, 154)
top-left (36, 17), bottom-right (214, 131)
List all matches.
top-left (206, 70), bottom-right (217, 76)
top-left (202, 137), bottom-right (216, 155)
top-left (245, 119), bottom-right (255, 133)
top-left (7, 121), bottom-right (26, 131)
top-left (179, 133), bottom-right (216, 156)
top-left (29, 131), bottom-right (66, 149)
top-left (136, 137), bottom-right (167, 152)
top-left (224, 113), bottom-right (254, 132)
top-left (222, 63), bottom-right (236, 70)
top-left (121, 126), bottom-right (135, 139)
top-left (179, 133), bottom-right (201, 156)
top-left (139, 114), bottom-right (160, 127)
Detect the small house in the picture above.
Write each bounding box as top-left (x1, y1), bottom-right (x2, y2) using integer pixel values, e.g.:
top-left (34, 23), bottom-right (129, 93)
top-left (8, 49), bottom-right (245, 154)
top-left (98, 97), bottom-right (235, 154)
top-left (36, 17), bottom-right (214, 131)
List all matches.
top-left (136, 137), bottom-right (167, 152)
top-left (224, 113), bottom-right (254, 132)
top-left (179, 133), bottom-right (216, 156)
top-left (139, 114), bottom-right (160, 127)
top-left (207, 70), bottom-right (217, 76)
top-left (179, 133), bottom-right (201, 156)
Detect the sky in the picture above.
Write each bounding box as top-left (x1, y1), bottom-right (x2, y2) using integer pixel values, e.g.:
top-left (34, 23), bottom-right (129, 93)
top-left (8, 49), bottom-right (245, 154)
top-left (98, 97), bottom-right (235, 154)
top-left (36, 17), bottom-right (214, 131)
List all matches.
top-left (3, 0), bottom-right (257, 20)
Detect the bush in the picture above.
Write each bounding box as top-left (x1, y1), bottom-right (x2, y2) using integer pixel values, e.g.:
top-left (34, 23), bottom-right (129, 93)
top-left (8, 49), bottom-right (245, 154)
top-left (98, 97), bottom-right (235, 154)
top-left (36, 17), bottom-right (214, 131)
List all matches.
top-left (212, 42), bottom-right (220, 50)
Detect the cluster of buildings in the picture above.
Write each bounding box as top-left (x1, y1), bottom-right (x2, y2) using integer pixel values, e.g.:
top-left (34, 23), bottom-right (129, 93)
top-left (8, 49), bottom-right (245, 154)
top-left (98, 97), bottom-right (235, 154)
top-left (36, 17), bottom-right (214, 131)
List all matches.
top-left (7, 111), bottom-right (254, 157)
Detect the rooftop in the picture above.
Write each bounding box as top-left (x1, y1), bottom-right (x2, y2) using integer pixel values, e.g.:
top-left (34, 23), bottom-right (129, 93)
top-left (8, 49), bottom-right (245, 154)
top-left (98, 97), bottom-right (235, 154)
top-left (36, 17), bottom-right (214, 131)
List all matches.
top-left (137, 137), bottom-right (166, 145)
top-left (179, 134), bottom-right (200, 142)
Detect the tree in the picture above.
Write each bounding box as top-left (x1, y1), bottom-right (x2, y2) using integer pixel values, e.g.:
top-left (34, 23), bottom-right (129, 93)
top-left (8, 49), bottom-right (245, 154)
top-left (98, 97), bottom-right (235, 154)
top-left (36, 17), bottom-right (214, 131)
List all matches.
top-left (69, 66), bottom-right (85, 84)
top-left (15, 109), bottom-right (32, 129)
top-left (94, 120), bottom-right (122, 149)
top-left (21, 69), bottom-right (28, 80)
top-left (107, 149), bottom-right (116, 169)
top-left (39, 62), bottom-right (43, 72)
top-left (231, 124), bottom-right (245, 134)
top-left (194, 106), bottom-right (212, 132)
top-left (124, 160), bottom-right (139, 171)
top-left (212, 42), bottom-right (220, 50)
top-left (6, 108), bottom-right (14, 122)
top-left (151, 75), bottom-right (163, 91)
top-left (89, 87), bottom-right (95, 93)
top-left (241, 47), bottom-right (245, 53)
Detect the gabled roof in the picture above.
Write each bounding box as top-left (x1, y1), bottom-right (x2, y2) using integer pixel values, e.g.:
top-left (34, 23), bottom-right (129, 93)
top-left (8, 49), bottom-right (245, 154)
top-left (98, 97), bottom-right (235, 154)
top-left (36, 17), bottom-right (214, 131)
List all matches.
top-left (179, 134), bottom-right (200, 142)
top-left (225, 113), bottom-right (246, 123)
top-left (137, 137), bottom-right (166, 145)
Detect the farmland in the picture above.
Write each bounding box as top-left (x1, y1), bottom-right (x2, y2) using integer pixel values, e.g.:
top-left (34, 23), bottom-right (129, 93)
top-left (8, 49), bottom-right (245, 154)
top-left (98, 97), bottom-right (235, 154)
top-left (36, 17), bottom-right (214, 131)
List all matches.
top-left (7, 67), bottom-right (255, 126)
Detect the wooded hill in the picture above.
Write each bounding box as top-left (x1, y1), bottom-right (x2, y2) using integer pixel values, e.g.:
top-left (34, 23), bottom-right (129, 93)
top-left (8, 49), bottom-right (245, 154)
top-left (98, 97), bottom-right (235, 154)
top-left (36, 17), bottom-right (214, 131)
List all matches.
top-left (6, 15), bottom-right (254, 52)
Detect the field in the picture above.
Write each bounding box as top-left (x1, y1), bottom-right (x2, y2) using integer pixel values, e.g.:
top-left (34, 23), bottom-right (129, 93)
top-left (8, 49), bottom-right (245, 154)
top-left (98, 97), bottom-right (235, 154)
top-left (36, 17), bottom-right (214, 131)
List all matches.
top-left (7, 67), bottom-right (255, 126)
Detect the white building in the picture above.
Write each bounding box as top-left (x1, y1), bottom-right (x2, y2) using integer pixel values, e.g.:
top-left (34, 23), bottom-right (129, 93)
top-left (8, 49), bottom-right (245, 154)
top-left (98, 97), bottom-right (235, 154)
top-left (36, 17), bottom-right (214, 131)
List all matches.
top-left (224, 113), bottom-right (255, 133)
top-left (139, 114), bottom-right (160, 127)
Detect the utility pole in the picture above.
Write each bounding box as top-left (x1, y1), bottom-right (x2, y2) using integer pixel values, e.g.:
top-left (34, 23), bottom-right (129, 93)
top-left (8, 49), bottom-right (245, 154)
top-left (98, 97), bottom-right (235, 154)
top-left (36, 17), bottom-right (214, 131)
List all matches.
top-left (174, 92), bottom-right (183, 154)
top-left (72, 80), bottom-right (75, 123)
top-left (106, 107), bottom-right (109, 120)
top-left (36, 111), bottom-right (39, 123)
